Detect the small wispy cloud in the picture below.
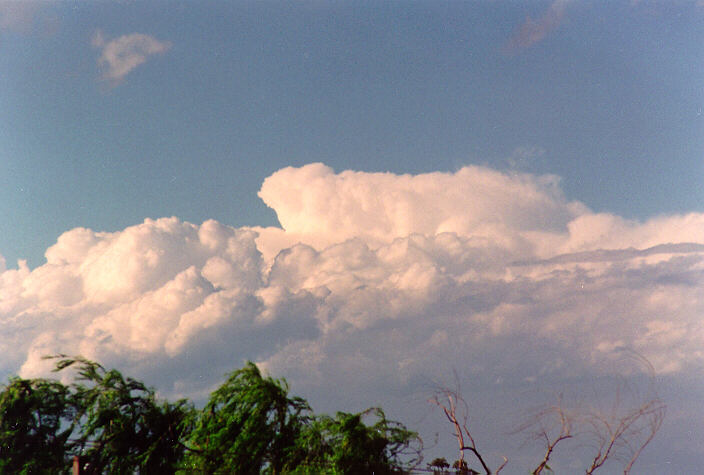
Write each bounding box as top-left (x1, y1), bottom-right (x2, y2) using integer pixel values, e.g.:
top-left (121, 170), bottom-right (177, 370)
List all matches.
top-left (92, 30), bottom-right (171, 85)
top-left (504, 0), bottom-right (567, 54)
top-left (0, 1), bottom-right (40, 34)
top-left (507, 145), bottom-right (546, 171)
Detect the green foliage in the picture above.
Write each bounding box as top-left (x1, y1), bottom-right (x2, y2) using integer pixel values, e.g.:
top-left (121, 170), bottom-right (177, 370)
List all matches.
top-left (0, 377), bottom-right (74, 473)
top-left (183, 361), bottom-right (310, 474)
top-left (180, 361), bottom-right (421, 474)
top-left (0, 357), bottom-right (420, 474)
top-left (53, 355), bottom-right (195, 473)
top-left (291, 408), bottom-right (421, 474)
top-left (428, 457), bottom-right (450, 474)
top-left (452, 459), bottom-right (477, 474)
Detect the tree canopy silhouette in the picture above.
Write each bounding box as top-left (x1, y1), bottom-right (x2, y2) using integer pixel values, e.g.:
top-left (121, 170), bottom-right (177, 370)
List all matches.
top-left (0, 356), bottom-right (420, 474)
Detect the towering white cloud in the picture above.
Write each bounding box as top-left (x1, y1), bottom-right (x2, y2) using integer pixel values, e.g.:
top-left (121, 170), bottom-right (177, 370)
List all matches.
top-left (256, 163), bottom-right (588, 260)
top-left (0, 163), bottom-right (702, 469)
top-left (92, 30), bottom-right (171, 84)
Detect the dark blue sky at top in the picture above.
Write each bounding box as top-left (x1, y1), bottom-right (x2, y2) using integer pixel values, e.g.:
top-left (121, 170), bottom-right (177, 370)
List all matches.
top-left (1, 0), bottom-right (703, 268)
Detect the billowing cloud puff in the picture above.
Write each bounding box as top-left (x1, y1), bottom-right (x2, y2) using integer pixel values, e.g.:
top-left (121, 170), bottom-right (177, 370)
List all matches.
top-left (1, 163), bottom-right (702, 381)
top-left (1, 163), bottom-right (703, 469)
top-left (92, 30), bottom-right (171, 84)
top-left (256, 163), bottom-right (588, 260)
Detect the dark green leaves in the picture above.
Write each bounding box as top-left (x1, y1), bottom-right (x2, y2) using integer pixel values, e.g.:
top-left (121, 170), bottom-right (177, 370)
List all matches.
top-left (0, 356), bottom-right (194, 473)
top-left (184, 362), bottom-right (310, 474)
top-left (0, 377), bottom-right (74, 473)
top-left (0, 357), bottom-right (419, 474)
top-left (183, 363), bottom-right (421, 474)
top-left (291, 408), bottom-right (421, 474)
top-left (51, 355), bottom-right (195, 473)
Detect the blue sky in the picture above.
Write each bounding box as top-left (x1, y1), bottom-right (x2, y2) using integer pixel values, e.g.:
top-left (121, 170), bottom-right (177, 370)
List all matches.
top-left (2, 0), bottom-right (703, 268)
top-left (2, 1), bottom-right (704, 472)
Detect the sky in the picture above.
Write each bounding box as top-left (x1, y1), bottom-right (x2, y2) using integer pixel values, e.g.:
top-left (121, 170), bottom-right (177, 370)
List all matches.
top-left (1, 0), bottom-right (703, 472)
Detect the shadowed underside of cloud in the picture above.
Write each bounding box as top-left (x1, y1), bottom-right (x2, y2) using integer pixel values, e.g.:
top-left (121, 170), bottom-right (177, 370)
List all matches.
top-left (0, 163), bottom-right (703, 469)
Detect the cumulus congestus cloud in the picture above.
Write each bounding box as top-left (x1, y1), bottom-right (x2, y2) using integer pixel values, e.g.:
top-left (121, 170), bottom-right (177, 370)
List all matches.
top-left (1, 163), bottom-right (703, 399)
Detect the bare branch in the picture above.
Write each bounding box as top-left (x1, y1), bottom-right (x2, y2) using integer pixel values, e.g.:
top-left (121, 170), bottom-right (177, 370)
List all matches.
top-left (429, 380), bottom-right (504, 474)
top-left (430, 353), bottom-right (664, 474)
top-left (528, 397), bottom-right (574, 475)
top-left (583, 353), bottom-right (666, 474)
top-left (496, 456), bottom-right (508, 474)
top-left (584, 396), bottom-right (665, 474)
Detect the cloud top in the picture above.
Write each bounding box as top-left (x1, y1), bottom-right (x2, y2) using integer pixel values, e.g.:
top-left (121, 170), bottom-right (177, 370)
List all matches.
top-left (258, 163), bottom-right (587, 258)
top-left (92, 30), bottom-right (171, 84)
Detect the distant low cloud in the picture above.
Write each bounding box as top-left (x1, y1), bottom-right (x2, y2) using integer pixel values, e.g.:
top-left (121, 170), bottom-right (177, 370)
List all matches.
top-left (504, 0), bottom-right (567, 53)
top-left (92, 30), bottom-right (171, 84)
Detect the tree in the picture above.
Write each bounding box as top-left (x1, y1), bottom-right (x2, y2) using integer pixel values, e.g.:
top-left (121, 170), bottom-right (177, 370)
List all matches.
top-left (431, 357), bottom-right (665, 475)
top-left (0, 357), bottom-right (421, 474)
top-left (292, 408), bottom-right (422, 474)
top-left (183, 361), bottom-right (422, 474)
top-left (515, 395), bottom-right (573, 475)
top-left (428, 456), bottom-right (450, 474)
top-left (0, 356), bottom-right (194, 474)
top-left (452, 459), bottom-right (480, 474)
top-left (51, 355), bottom-right (194, 473)
top-left (583, 371), bottom-right (665, 475)
top-left (0, 377), bottom-right (74, 473)
top-left (429, 382), bottom-right (507, 474)
top-left (183, 361), bottom-right (310, 474)
top-left (518, 355), bottom-right (666, 475)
